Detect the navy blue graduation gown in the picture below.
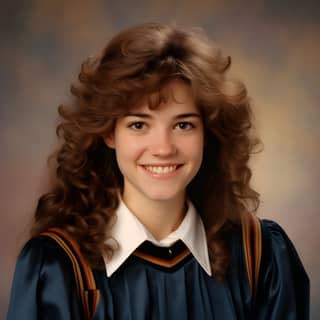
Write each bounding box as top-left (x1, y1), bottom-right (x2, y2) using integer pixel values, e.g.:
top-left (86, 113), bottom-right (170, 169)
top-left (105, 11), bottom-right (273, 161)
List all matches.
top-left (6, 220), bottom-right (309, 319)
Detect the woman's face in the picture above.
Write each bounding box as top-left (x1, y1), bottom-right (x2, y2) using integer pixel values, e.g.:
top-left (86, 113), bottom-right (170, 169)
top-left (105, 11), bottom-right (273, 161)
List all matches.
top-left (105, 79), bottom-right (204, 203)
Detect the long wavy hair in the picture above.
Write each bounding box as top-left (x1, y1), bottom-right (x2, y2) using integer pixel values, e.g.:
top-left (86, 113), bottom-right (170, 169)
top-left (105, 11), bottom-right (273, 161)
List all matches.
top-left (32, 22), bottom-right (261, 280)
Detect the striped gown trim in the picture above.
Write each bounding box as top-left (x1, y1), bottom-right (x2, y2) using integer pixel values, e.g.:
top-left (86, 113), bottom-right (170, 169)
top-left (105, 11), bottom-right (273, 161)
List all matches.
top-left (241, 213), bottom-right (262, 299)
top-left (41, 228), bottom-right (100, 320)
top-left (133, 247), bottom-right (191, 268)
top-left (132, 240), bottom-right (192, 270)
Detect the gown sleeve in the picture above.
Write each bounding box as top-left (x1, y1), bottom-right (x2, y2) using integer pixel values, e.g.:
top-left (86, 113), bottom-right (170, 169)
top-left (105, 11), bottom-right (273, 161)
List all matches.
top-left (6, 236), bottom-right (83, 320)
top-left (254, 220), bottom-right (310, 320)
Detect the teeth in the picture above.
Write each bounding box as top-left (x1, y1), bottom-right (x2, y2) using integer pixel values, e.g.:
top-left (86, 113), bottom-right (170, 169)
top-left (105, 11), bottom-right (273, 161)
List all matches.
top-left (144, 165), bottom-right (178, 174)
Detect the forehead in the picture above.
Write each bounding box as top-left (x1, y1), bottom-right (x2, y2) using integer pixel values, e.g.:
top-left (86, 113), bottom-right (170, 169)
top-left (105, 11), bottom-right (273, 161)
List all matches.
top-left (129, 79), bottom-right (198, 114)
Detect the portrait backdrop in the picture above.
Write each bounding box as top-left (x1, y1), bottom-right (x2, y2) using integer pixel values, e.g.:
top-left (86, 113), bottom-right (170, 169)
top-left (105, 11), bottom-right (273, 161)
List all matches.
top-left (1, 0), bottom-right (319, 318)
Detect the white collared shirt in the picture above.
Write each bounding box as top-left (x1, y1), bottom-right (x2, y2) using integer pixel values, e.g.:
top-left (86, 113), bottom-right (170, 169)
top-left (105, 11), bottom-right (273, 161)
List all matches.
top-left (103, 199), bottom-right (212, 277)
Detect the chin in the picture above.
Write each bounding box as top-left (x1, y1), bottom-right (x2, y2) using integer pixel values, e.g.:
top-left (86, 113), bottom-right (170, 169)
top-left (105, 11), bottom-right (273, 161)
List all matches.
top-left (142, 190), bottom-right (183, 202)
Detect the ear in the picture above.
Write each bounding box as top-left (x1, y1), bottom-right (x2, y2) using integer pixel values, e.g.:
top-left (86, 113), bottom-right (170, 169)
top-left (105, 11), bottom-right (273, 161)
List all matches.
top-left (104, 133), bottom-right (115, 149)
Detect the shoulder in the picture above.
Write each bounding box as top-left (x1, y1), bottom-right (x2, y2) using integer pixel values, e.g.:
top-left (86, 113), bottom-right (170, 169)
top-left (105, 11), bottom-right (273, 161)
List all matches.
top-left (15, 235), bottom-right (76, 284)
top-left (260, 219), bottom-right (293, 252)
top-left (260, 219), bottom-right (291, 241)
top-left (258, 219), bottom-right (309, 298)
top-left (249, 219), bottom-right (310, 318)
top-left (7, 235), bottom-right (83, 319)
top-left (19, 235), bottom-right (73, 262)
top-left (259, 219), bottom-right (306, 269)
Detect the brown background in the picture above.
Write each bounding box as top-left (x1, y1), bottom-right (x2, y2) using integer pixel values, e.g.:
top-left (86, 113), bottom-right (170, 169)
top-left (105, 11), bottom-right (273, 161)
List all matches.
top-left (1, 0), bottom-right (319, 318)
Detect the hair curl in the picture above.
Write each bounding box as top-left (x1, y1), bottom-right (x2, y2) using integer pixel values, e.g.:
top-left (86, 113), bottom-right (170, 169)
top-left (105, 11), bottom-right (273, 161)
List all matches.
top-left (31, 22), bottom-right (261, 280)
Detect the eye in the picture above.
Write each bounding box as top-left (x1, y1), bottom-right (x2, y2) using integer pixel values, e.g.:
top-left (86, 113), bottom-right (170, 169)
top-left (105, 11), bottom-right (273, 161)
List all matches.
top-left (175, 122), bottom-right (195, 130)
top-left (127, 121), bottom-right (146, 130)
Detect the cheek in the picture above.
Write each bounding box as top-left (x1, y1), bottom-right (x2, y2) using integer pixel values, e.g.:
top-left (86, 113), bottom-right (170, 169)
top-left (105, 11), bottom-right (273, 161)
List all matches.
top-left (186, 133), bottom-right (204, 157)
top-left (114, 137), bottom-right (145, 163)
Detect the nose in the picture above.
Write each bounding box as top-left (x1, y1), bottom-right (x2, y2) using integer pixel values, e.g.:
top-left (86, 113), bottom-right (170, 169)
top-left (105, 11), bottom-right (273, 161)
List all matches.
top-left (149, 131), bottom-right (177, 157)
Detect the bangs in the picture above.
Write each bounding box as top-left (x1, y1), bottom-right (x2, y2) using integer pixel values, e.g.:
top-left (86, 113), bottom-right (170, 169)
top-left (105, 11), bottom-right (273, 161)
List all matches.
top-left (146, 77), bottom-right (191, 110)
top-left (116, 50), bottom-right (192, 112)
top-left (123, 74), bottom-right (192, 113)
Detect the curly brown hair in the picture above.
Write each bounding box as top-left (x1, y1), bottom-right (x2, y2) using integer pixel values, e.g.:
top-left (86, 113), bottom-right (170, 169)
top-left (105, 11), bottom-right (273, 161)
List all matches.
top-left (31, 22), bottom-right (261, 280)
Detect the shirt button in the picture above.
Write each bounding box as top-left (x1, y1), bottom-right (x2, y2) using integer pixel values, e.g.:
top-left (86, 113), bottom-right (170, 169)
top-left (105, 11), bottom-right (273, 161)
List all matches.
top-left (168, 249), bottom-right (172, 255)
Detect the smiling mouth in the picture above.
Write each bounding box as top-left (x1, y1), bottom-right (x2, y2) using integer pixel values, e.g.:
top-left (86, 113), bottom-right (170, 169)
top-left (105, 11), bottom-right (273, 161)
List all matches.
top-left (141, 164), bottom-right (183, 175)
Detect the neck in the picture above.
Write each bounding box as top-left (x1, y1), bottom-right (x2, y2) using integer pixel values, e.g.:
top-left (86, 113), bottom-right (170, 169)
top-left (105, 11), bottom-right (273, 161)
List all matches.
top-left (122, 191), bottom-right (186, 241)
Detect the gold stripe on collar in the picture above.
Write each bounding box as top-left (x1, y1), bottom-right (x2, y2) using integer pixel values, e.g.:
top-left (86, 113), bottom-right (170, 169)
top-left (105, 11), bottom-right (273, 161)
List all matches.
top-left (133, 247), bottom-right (191, 268)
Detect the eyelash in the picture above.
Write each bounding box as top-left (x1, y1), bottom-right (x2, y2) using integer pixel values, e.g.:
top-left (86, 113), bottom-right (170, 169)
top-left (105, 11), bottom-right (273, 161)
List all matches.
top-left (175, 122), bottom-right (195, 130)
top-left (127, 121), bottom-right (195, 131)
top-left (127, 122), bottom-right (145, 130)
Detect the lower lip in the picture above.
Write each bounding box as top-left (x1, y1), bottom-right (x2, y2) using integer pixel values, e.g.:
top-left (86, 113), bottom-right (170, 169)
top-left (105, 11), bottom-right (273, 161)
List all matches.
top-left (139, 165), bottom-right (183, 179)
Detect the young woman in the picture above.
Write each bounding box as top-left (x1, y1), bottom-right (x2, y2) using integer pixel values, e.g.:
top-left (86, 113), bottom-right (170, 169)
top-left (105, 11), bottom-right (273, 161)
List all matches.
top-left (7, 23), bottom-right (309, 319)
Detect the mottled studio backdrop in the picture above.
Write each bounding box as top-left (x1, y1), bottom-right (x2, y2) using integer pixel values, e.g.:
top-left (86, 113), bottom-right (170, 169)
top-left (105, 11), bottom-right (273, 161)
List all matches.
top-left (1, 0), bottom-right (319, 319)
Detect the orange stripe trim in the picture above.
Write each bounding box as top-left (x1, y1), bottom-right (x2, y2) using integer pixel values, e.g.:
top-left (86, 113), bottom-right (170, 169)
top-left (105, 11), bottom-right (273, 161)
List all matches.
top-left (48, 228), bottom-right (96, 290)
top-left (253, 216), bottom-right (262, 298)
top-left (41, 228), bottom-right (99, 320)
top-left (242, 214), bottom-right (253, 295)
top-left (241, 213), bottom-right (262, 299)
top-left (133, 248), bottom-right (191, 268)
top-left (41, 231), bottom-right (87, 316)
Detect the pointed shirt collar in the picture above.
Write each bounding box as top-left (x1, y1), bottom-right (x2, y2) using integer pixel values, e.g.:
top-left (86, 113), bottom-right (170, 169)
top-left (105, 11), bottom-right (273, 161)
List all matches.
top-left (103, 200), bottom-right (212, 277)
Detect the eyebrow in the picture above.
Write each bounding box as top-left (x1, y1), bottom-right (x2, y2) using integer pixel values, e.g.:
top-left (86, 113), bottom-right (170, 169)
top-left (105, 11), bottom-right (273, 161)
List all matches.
top-left (124, 112), bottom-right (201, 119)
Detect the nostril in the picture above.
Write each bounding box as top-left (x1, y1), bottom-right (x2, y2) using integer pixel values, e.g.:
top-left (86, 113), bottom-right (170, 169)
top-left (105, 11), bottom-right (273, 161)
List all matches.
top-left (150, 143), bottom-right (177, 156)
